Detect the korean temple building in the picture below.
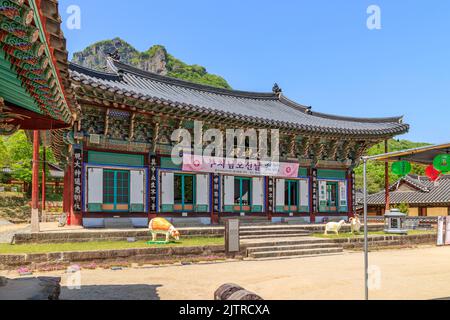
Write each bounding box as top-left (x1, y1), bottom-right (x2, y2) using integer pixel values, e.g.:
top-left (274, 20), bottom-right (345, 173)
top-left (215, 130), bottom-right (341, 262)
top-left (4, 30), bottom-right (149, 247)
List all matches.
top-left (1, 1), bottom-right (410, 229)
top-left (57, 57), bottom-right (410, 228)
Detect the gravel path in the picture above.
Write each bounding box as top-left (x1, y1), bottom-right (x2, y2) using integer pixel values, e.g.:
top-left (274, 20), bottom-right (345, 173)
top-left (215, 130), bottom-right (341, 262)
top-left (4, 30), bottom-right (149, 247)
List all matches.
top-left (2, 246), bottom-right (447, 300)
top-left (0, 220), bottom-right (30, 244)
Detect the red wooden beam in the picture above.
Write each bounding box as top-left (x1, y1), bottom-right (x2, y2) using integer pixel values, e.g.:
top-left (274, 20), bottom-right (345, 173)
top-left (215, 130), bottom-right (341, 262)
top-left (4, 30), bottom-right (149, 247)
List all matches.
top-left (31, 130), bottom-right (40, 232)
top-left (41, 146), bottom-right (46, 211)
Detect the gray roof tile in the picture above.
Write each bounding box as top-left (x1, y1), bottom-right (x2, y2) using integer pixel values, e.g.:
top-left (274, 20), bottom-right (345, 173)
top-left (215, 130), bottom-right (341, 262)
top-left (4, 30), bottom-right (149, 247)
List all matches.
top-left (69, 59), bottom-right (410, 137)
top-left (362, 175), bottom-right (450, 206)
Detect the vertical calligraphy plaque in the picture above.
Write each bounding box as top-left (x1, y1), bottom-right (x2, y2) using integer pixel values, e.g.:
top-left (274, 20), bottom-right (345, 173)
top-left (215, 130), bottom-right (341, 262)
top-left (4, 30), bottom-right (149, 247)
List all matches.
top-left (267, 177), bottom-right (274, 215)
top-left (149, 154), bottom-right (158, 213)
top-left (311, 168), bottom-right (318, 213)
top-left (212, 173), bottom-right (220, 213)
top-left (351, 170), bottom-right (356, 215)
top-left (73, 146), bottom-right (83, 213)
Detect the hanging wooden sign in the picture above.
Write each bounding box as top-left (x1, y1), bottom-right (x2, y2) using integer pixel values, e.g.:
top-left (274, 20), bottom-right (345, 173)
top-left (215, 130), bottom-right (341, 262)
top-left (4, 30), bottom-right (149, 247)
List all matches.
top-left (73, 146), bottom-right (83, 213)
top-left (312, 169), bottom-right (318, 213)
top-left (149, 154), bottom-right (158, 213)
top-left (267, 177), bottom-right (274, 214)
top-left (212, 173), bottom-right (220, 213)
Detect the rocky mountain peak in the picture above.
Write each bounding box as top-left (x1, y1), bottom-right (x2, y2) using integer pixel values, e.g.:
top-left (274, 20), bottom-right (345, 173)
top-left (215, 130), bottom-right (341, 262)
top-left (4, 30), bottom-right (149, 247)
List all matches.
top-left (71, 38), bottom-right (231, 89)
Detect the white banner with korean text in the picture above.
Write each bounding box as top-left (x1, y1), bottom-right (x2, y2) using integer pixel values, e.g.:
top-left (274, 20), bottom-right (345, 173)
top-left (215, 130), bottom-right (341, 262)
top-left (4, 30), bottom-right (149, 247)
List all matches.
top-left (182, 155), bottom-right (299, 178)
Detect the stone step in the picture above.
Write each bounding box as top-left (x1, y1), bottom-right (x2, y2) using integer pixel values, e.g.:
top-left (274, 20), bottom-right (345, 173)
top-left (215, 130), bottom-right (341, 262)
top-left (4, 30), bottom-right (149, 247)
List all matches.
top-left (240, 225), bottom-right (311, 231)
top-left (242, 238), bottom-right (333, 248)
top-left (240, 233), bottom-right (311, 240)
top-left (247, 243), bottom-right (340, 254)
top-left (248, 247), bottom-right (344, 259)
top-left (240, 229), bottom-right (311, 236)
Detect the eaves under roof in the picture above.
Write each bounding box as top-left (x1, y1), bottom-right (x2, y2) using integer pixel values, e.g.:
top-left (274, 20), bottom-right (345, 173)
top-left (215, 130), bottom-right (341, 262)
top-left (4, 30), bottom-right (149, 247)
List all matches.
top-left (0, 0), bottom-right (74, 124)
top-left (69, 57), bottom-right (410, 138)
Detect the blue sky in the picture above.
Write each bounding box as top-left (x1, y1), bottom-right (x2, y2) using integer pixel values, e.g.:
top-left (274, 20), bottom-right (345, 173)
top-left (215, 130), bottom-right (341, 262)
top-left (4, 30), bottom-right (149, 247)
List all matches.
top-left (60, 0), bottom-right (450, 144)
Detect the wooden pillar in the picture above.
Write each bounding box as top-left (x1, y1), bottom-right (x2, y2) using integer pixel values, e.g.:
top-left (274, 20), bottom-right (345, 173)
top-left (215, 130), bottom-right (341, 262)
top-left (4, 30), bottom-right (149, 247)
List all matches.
top-left (384, 140), bottom-right (390, 213)
top-left (41, 146), bottom-right (46, 211)
top-left (31, 130), bottom-right (40, 233)
top-left (62, 167), bottom-right (68, 214)
top-left (67, 164), bottom-right (73, 226)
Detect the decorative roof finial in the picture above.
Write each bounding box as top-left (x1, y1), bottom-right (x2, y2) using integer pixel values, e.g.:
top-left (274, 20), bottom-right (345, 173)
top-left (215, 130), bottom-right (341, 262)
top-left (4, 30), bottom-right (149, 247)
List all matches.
top-left (108, 49), bottom-right (121, 61)
top-left (272, 83), bottom-right (282, 94)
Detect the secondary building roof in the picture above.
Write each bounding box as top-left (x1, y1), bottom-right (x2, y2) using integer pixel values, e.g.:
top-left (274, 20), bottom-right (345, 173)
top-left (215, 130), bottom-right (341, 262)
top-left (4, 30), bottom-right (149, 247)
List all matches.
top-left (69, 57), bottom-right (410, 139)
top-left (362, 175), bottom-right (450, 207)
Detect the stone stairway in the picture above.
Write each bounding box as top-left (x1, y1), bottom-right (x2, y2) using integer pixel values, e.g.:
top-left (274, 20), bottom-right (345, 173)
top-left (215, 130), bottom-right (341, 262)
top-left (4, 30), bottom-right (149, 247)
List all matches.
top-left (239, 225), bottom-right (311, 240)
top-left (220, 216), bottom-right (278, 226)
top-left (240, 227), bottom-right (344, 259)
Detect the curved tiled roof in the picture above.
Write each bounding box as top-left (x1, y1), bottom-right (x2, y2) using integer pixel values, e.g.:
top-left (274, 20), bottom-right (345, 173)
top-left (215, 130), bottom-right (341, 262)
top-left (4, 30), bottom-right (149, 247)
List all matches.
top-left (69, 58), bottom-right (410, 137)
top-left (363, 175), bottom-right (450, 206)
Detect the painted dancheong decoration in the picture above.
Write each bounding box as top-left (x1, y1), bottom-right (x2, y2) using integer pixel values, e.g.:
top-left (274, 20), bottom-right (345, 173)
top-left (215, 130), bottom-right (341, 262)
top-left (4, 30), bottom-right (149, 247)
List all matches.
top-left (324, 220), bottom-right (346, 235)
top-left (149, 218), bottom-right (180, 243)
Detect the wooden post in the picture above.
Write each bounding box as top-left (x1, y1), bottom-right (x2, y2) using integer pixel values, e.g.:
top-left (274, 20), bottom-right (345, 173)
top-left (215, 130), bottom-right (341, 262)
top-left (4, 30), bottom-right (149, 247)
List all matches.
top-left (384, 140), bottom-right (390, 213)
top-left (41, 146), bottom-right (46, 212)
top-left (31, 130), bottom-right (40, 233)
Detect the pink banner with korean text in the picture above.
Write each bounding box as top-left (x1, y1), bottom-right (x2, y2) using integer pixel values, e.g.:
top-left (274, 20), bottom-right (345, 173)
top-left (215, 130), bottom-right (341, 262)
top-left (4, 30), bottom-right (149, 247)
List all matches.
top-left (182, 154), bottom-right (300, 178)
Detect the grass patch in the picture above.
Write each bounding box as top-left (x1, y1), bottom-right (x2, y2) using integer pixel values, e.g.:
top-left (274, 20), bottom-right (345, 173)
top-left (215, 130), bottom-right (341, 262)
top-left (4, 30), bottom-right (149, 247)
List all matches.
top-left (0, 237), bottom-right (224, 254)
top-left (313, 230), bottom-right (435, 239)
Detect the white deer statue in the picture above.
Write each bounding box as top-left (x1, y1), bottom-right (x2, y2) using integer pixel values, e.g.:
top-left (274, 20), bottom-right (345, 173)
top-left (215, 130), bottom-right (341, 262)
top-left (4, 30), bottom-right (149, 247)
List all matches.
top-left (349, 215), bottom-right (362, 234)
top-left (324, 220), bottom-right (346, 235)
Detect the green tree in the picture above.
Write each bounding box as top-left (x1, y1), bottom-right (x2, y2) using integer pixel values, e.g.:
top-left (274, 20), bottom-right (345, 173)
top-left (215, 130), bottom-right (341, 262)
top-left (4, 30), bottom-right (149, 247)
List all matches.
top-left (355, 139), bottom-right (429, 194)
top-left (0, 131), bottom-right (56, 194)
top-left (392, 202), bottom-right (409, 214)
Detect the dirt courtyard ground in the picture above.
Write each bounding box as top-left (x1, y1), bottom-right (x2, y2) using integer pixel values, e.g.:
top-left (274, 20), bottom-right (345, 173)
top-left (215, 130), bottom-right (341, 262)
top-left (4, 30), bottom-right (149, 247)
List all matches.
top-left (2, 245), bottom-right (450, 300)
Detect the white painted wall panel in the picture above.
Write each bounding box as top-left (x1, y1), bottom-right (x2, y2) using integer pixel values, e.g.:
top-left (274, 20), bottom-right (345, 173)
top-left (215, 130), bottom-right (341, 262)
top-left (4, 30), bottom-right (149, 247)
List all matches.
top-left (161, 172), bottom-right (174, 205)
top-left (130, 170), bottom-right (145, 205)
top-left (88, 167), bottom-right (103, 204)
top-left (223, 176), bottom-right (235, 206)
top-left (196, 174), bottom-right (209, 205)
top-left (276, 179), bottom-right (285, 206)
top-left (252, 177), bottom-right (264, 206)
top-left (299, 179), bottom-right (309, 207)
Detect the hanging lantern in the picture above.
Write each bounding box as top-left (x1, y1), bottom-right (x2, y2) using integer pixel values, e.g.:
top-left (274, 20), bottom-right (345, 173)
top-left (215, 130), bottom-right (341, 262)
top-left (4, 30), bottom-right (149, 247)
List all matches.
top-left (425, 165), bottom-right (440, 181)
top-left (392, 161), bottom-right (411, 176)
top-left (433, 154), bottom-right (450, 173)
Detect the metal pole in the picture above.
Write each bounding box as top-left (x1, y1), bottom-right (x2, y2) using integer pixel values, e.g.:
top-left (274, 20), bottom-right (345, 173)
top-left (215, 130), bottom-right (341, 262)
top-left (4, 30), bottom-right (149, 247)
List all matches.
top-left (384, 140), bottom-right (390, 213)
top-left (363, 158), bottom-right (369, 300)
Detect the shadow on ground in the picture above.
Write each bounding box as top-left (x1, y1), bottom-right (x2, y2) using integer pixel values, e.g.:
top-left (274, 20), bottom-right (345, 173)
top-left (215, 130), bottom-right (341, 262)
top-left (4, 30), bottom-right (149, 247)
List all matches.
top-left (61, 284), bottom-right (162, 300)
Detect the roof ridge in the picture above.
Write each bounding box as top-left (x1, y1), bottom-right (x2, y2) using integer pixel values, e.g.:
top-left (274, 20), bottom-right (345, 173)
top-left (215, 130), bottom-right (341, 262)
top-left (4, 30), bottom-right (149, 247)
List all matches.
top-left (279, 95), bottom-right (404, 124)
top-left (69, 62), bottom-right (122, 82)
top-left (108, 58), bottom-right (279, 100)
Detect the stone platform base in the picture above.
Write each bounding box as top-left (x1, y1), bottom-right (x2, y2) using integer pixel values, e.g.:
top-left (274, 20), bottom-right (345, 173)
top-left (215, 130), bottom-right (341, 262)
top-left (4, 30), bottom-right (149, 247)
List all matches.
top-left (0, 245), bottom-right (225, 269)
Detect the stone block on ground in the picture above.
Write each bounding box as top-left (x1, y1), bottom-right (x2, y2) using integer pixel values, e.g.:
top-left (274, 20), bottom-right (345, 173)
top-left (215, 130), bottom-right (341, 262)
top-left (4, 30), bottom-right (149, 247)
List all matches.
top-left (0, 277), bottom-right (61, 300)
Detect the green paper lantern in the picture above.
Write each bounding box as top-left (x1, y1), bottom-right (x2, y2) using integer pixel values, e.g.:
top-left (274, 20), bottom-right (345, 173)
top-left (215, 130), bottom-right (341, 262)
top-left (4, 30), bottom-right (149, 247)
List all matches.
top-left (392, 161), bottom-right (411, 176)
top-left (433, 154), bottom-right (450, 173)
